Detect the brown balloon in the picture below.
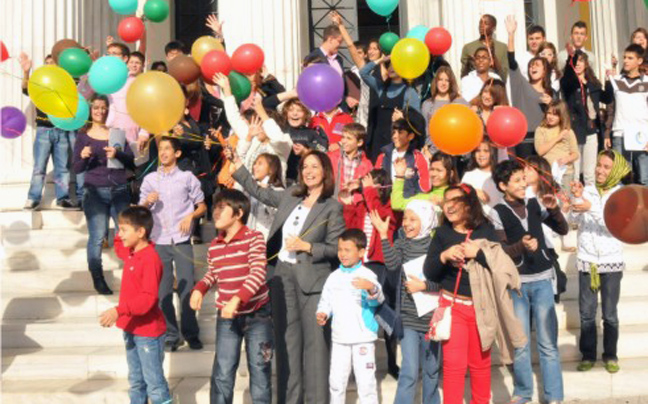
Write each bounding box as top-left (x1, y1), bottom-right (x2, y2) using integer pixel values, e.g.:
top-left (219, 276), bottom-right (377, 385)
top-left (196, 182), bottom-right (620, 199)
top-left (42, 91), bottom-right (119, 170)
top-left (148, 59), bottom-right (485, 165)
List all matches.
top-left (603, 185), bottom-right (648, 244)
top-left (52, 39), bottom-right (83, 64)
top-left (168, 55), bottom-right (201, 85)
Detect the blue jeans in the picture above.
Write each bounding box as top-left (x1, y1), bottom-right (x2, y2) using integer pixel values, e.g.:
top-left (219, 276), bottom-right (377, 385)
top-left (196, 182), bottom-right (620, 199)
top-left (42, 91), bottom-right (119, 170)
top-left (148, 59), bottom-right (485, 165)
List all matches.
top-left (613, 137), bottom-right (648, 185)
top-left (27, 127), bottom-right (71, 203)
top-left (82, 184), bottom-right (130, 275)
top-left (394, 327), bottom-right (441, 404)
top-left (123, 332), bottom-right (172, 404)
top-left (211, 303), bottom-right (273, 404)
top-left (511, 279), bottom-right (564, 402)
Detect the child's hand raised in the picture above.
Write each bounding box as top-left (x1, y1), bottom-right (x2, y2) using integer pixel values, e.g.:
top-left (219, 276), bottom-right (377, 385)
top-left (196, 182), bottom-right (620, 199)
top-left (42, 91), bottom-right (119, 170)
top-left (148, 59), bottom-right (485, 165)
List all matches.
top-left (352, 277), bottom-right (375, 292)
top-left (541, 193), bottom-right (559, 209)
top-left (190, 290), bottom-right (203, 311)
top-left (369, 210), bottom-right (390, 239)
top-left (99, 307), bottom-right (118, 328)
top-left (213, 72), bottom-right (232, 96)
top-left (361, 173), bottom-right (375, 189)
top-left (405, 275), bottom-right (426, 294)
top-left (316, 312), bottom-right (328, 326)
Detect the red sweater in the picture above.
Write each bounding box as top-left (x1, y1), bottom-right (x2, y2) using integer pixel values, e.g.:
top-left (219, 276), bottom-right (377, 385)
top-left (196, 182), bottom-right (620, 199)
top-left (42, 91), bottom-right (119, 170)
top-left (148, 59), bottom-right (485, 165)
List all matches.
top-left (310, 109), bottom-right (354, 145)
top-left (328, 149), bottom-right (374, 204)
top-left (114, 237), bottom-right (166, 338)
top-left (194, 226), bottom-right (269, 315)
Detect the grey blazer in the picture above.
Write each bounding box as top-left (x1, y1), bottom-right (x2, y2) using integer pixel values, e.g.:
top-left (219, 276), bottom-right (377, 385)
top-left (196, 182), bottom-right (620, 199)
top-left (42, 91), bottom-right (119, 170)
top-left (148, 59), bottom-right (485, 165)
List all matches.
top-left (232, 166), bottom-right (346, 293)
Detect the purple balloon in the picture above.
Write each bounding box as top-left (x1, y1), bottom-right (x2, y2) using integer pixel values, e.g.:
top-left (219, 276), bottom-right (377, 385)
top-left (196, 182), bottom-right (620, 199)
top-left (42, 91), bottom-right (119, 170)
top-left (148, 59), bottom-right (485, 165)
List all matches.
top-left (1, 106), bottom-right (27, 139)
top-left (296, 64), bottom-right (344, 112)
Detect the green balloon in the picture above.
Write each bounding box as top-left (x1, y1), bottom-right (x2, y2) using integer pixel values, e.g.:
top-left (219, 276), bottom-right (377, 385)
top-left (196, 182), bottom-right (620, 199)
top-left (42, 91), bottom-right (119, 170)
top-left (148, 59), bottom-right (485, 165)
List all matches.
top-left (229, 71), bottom-right (252, 104)
top-left (58, 48), bottom-right (92, 78)
top-left (379, 32), bottom-right (399, 55)
top-left (144, 0), bottom-right (169, 23)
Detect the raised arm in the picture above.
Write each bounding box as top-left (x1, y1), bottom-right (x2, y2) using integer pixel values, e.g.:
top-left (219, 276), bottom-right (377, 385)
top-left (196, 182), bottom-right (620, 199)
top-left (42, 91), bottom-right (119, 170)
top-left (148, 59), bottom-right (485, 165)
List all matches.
top-left (231, 163), bottom-right (286, 208)
top-left (505, 15), bottom-right (519, 71)
top-left (331, 11), bottom-right (366, 69)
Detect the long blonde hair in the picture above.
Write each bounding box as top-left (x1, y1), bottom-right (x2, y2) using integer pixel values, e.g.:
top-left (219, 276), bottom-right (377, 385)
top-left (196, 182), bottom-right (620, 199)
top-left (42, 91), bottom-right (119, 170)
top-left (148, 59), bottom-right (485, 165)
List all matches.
top-left (540, 100), bottom-right (571, 131)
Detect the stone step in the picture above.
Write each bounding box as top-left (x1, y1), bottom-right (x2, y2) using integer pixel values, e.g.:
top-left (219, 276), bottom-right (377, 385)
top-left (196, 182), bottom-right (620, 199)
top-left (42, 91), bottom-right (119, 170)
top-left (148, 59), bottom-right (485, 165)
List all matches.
top-left (3, 356), bottom-right (648, 404)
top-left (0, 182), bottom-right (74, 212)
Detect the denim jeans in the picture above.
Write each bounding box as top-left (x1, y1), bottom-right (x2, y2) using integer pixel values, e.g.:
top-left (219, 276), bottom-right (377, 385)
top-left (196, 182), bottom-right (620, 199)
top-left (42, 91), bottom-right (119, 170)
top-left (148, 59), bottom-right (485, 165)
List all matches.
top-left (82, 184), bottom-right (130, 275)
top-left (211, 303), bottom-right (273, 404)
top-left (579, 271), bottom-right (623, 362)
top-left (27, 127), bottom-right (71, 203)
top-left (613, 136), bottom-right (648, 185)
top-left (123, 332), bottom-right (172, 404)
top-left (394, 327), bottom-right (441, 404)
top-left (511, 279), bottom-right (564, 402)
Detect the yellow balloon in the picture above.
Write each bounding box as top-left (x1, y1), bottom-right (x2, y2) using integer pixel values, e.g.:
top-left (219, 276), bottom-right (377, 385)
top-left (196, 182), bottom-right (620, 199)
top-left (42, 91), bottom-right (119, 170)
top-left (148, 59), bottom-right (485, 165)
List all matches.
top-left (27, 65), bottom-right (78, 118)
top-left (391, 38), bottom-right (430, 80)
top-left (126, 72), bottom-right (186, 135)
top-left (191, 36), bottom-right (225, 65)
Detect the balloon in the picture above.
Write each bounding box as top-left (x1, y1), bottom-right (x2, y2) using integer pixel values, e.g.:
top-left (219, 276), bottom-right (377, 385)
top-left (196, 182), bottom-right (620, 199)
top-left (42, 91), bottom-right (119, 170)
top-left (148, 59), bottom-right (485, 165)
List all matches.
top-left (51, 39), bottom-right (82, 64)
top-left (379, 32), bottom-right (399, 55)
top-left (406, 25), bottom-right (428, 42)
top-left (231, 44), bottom-right (265, 75)
top-left (429, 104), bottom-right (484, 155)
top-left (229, 71), bottom-right (252, 104)
top-left (604, 185), bottom-right (648, 244)
top-left (58, 48), bottom-right (92, 78)
top-left (88, 56), bottom-right (129, 95)
top-left (201, 50), bottom-right (232, 84)
top-left (425, 27), bottom-right (452, 55)
top-left (1, 107), bottom-right (27, 139)
top-left (118, 17), bottom-right (145, 43)
top-left (645, 0), bottom-right (648, 9)
top-left (366, 0), bottom-right (399, 17)
top-left (28, 65), bottom-right (79, 118)
top-left (144, 0), bottom-right (170, 23)
top-left (391, 38), bottom-right (430, 80)
top-left (48, 93), bottom-right (89, 131)
top-left (191, 36), bottom-right (225, 65)
top-left (109, 0), bottom-right (138, 15)
top-left (297, 64), bottom-right (344, 112)
top-left (126, 71), bottom-right (185, 134)
top-left (1, 41), bottom-right (9, 62)
top-left (486, 107), bottom-right (528, 148)
top-left (168, 55), bottom-right (201, 85)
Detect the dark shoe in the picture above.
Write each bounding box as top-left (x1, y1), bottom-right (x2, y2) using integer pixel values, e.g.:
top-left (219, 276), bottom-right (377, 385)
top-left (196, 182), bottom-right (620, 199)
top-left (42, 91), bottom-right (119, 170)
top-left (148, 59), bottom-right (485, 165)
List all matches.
top-left (187, 338), bottom-right (203, 350)
top-left (577, 360), bottom-right (595, 372)
top-left (387, 364), bottom-right (400, 380)
top-left (165, 340), bottom-right (181, 352)
top-left (57, 199), bottom-right (79, 210)
top-left (92, 274), bottom-right (113, 295)
top-left (24, 200), bottom-right (40, 210)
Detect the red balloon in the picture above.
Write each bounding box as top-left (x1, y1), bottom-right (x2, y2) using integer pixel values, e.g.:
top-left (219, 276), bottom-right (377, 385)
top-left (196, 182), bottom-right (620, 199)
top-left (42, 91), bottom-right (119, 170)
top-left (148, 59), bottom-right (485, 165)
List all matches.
top-left (118, 17), bottom-right (145, 43)
top-left (603, 185), bottom-right (648, 244)
top-left (201, 50), bottom-right (232, 84)
top-left (231, 44), bottom-right (264, 75)
top-left (486, 107), bottom-right (528, 148)
top-left (0, 41), bottom-right (9, 62)
top-left (425, 27), bottom-right (452, 55)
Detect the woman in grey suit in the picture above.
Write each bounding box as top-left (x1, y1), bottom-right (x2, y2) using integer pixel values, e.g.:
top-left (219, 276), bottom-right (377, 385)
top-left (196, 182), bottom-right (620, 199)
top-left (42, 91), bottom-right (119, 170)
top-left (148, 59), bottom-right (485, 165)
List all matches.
top-left (229, 149), bottom-right (345, 404)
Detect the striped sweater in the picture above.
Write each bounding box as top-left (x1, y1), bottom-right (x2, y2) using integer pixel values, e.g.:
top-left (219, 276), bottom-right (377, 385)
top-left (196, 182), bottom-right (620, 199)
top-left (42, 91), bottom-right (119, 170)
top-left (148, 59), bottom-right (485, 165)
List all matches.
top-left (193, 226), bottom-right (269, 315)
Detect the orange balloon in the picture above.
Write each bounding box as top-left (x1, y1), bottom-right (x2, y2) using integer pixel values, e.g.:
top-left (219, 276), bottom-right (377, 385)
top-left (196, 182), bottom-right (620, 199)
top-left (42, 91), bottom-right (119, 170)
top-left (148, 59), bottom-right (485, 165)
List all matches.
top-left (429, 104), bottom-right (483, 155)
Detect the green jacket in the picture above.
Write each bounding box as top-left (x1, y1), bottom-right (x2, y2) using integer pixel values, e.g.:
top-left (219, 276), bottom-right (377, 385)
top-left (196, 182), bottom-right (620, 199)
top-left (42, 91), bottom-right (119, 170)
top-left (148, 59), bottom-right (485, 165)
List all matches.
top-left (391, 178), bottom-right (447, 211)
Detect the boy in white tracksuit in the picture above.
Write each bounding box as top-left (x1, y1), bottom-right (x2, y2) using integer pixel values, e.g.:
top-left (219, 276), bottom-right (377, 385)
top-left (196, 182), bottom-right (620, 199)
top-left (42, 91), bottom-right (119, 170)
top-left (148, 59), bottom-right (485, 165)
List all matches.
top-left (317, 229), bottom-right (384, 404)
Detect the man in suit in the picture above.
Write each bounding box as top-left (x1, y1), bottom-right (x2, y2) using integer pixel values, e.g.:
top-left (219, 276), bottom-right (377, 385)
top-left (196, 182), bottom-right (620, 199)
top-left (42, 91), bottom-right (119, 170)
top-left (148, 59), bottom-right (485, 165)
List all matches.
top-left (461, 14), bottom-right (510, 82)
top-left (307, 24), bottom-right (345, 76)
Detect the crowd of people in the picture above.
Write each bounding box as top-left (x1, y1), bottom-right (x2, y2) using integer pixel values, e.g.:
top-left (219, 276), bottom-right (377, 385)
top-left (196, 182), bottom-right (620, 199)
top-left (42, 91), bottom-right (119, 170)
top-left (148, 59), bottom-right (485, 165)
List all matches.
top-left (17, 9), bottom-right (648, 404)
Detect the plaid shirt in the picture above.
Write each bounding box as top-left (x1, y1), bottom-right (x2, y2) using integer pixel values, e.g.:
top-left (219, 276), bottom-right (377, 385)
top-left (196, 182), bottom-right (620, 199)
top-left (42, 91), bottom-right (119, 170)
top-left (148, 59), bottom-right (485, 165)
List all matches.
top-left (342, 151), bottom-right (363, 185)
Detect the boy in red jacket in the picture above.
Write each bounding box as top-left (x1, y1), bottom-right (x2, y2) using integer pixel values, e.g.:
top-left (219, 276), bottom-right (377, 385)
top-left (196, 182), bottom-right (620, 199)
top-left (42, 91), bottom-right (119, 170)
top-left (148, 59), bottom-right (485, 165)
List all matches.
top-left (311, 105), bottom-right (354, 151)
top-left (328, 123), bottom-right (374, 203)
top-left (98, 206), bottom-right (171, 404)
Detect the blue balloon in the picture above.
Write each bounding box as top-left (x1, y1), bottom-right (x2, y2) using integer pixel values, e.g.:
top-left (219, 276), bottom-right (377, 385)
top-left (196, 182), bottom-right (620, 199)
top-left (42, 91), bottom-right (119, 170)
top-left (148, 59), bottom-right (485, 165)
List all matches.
top-left (88, 56), bottom-right (129, 95)
top-left (366, 0), bottom-right (399, 17)
top-left (109, 0), bottom-right (138, 15)
top-left (406, 25), bottom-right (429, 42)
top-left (48, 93), bottom-right (89, 131)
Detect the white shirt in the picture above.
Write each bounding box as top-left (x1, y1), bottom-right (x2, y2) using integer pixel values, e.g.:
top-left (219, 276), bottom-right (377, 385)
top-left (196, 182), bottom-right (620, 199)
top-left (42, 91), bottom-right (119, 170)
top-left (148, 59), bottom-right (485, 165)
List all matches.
top-left (461, 168), bottom-right (501, 218)
top-left (278, 204), bottom-right (311, 264)
top-left (248, 177), bottom-right (280, 241)
top-left (461, 70), bottom-right (502, 103)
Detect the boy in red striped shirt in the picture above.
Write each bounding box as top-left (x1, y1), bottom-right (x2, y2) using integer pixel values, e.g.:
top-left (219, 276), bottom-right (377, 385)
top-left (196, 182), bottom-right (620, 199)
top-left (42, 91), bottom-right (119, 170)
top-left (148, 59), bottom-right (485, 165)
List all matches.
top-left (190, 189), bottom-right (273, 403)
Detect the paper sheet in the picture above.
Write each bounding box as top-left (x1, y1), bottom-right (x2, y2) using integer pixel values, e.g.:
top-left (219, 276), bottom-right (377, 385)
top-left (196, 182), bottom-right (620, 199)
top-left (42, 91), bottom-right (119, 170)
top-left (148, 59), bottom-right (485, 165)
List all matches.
top-left (403, 255), bottom-right (439, 317)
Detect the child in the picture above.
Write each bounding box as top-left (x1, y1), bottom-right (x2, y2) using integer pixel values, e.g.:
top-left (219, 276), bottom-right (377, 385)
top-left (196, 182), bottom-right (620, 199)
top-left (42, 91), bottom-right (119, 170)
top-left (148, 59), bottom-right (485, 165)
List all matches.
top-left (249, 153), bottom-right (284, 240)
top-left (316, 229), bottom-right (385, 404)
top-left (461, 140), bottom-right (501, 217)
top-left (471, 80), bottom-right (511, 162)
top-left (534, 100), bottom-right (580, 191)
top-left (310, 104), bottom-right (355, 152)
top-left (370, 200), bottom-right (441, 404)
top-left (98, 206), bottom-right (171, 404)
top-left (565, 150), bottom-right (631, 374)
top-left (328, 123), bottom-right (374, 202)
top-left (375, 110), bottom-right (430, 199)
top-left (461, 46), bottom-right (503, 103)
top-left (190, 189), bottom-right (273, 404)
top-left (139, 136), bottom-right (206, 352)
top-left (491, 160), bottom-right (569, 404)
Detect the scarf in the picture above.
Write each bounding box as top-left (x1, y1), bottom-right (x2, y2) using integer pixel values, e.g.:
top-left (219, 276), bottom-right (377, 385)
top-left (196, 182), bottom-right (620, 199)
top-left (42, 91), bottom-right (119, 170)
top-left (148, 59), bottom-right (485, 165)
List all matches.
top-left (596, 150), bottom-right (630, 196)
top-left (406, 199), bottom-right (437, 239)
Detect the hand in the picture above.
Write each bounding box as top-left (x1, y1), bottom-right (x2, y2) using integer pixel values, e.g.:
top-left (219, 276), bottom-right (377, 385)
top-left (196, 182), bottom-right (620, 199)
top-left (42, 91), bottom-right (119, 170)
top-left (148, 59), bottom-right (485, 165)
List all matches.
top-left (137, 135), bottom-right (149, 152)
top-left (173, 124), bottom-right (185, 137)
top-left (476, 189), bottom-right (490, 204)
top-left (611, 54), bottom-right (618, 69)
top-left (18, 52), bottom-right (32, 73)
top-left (462, 239), bottom-right (480, 259)
top-left (213, 72), bottom-right (232, 96)
top-left (146, 192), bottom-right (159, 206)
top-left (559, 129), bottom-right (570, 142)
top-left (206, 14), bottom-right (224, 38)
top-left (570, 181), bottom-right (584, 198)
top-left (566, 43), bottom-right (575, 57)
top-left (361, 174), bottom-right (375, 189)
top-left (330, 10), bottom-right (343, 26)
top-left (106, 35), bottom-right (114, 47)
top-left (316, 312), bottom-right (328, 326)
top-left (179, 214), bottom-right (194, 235)
top-left (99, 307), bottom-right (118, 328)
top-left (328, 142), bottom-right (340, 152)
top-left (204, 138), bottom-right (212, 150)
top-left (557, 157), bottom-right (568, 166)
top-left (604, 138), bottom-right (612, 149)
top-left (81, 146), bottom-right (93, 159)
top-left (344, 179), bottom-right (361, 192)
top-left (190, 290), bottom-right (203, 311)
top-left (421, 145), bottom-right (433, 162)
top-left (522, 235), bottom-right (538, 252)
top-left (221, 297), bottom-right (240, 319)
top-left (292, 143), bottom-right (307, 156)
top-left (286, 236), bottom-right (310, 253)
top-left (352, 277), bottom-right (376, 291)
top-left (394, 157), bottom-right (408, 177)
top-left (430, 194), bottom-right (443, 205)
top-left (405, 275), bottom-right (427, 294)
top-left (104, 146), bottom-right (117, 159)
top-left (369, 210), bottom-right (390, 239)
top-left (346, 96), bottom-right (359, 109)
top-left (572, 199), bottom-right (592, 212)
top-left (392, 108), bottom-right (404, 122)
top-left (339, 190), bottom-right (354, 205)
top-left (378, 55), bottom-right (391, 65)
top-left (86, 46), bottom-right (100, 61)
top-left (441, 245), bottom-right (465, 265)
top-left (248, 115), bottom-right (264, 141)
top-left (540, 93), bottom-right (552, 105)
top-left (541, 193), bottom-right (558, 209)
top-left (606, 68), bottom-right (617, 78)
top-left (505, 15), bottom-right (517, 35)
